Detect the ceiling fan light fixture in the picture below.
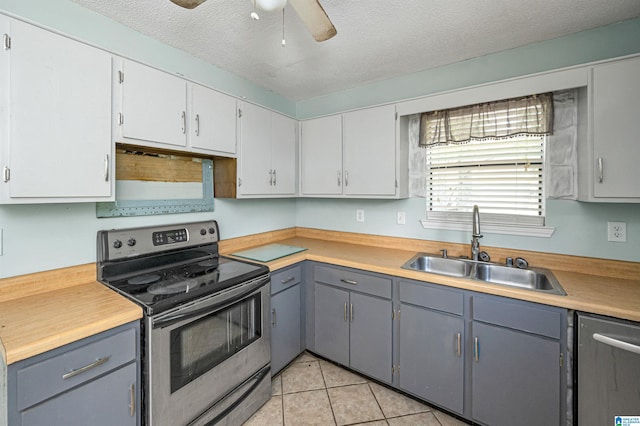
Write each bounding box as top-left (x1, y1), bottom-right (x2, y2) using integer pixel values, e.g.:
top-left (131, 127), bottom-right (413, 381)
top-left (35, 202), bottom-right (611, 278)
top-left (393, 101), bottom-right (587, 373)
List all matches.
top-left (255, 0), bottom-right (287, 12)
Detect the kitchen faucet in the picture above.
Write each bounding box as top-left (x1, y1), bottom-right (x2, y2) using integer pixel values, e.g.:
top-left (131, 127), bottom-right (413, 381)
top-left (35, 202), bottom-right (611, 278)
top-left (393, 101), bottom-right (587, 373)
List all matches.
top-left (471, 205), bottom-right (483, 261)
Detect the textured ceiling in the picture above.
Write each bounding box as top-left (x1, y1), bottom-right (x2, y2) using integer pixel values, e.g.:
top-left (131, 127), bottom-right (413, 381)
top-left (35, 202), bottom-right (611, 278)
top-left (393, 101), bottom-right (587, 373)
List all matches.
top-left (70, 0), bottom-right (640, 101)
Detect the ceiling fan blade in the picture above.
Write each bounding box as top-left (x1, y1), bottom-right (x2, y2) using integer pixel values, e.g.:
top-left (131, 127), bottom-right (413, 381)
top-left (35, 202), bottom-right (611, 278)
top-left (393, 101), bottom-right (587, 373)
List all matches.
top-left (169, 0), bottom-right (208, 9)
top-left (289, 0), bottom-right (337, 42)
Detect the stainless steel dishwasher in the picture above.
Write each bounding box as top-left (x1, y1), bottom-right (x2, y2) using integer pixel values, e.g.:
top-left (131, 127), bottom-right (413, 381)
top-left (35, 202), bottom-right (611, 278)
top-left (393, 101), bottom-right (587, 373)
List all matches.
top-left (577, 312), bottom-right (640, 426)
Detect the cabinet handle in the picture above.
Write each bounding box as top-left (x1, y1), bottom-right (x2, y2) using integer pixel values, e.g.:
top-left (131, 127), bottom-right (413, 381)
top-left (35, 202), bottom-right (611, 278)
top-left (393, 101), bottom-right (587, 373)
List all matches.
top-left (181, 111), bottom-right (186, 134)
top-left (337, 170), bottom-right (341, 186)
top-left (345, 170), bottom-right (349, 187)
top-left (273, 169), bottom-right (277, 186)
top-left (344, 302), bottom-right (347, 322)
top-left (350, 303), bottom-right (354, 322)
top-left (593, 333), bottom-right (640, 355)
top-left (195, 114), bottom-right (200, 136)
top-left (104, 154), bottom-right (109, 182)
top-left (474, 337), bottom-right (479, 362)
top-left (62, 355), bottom-right (111, 380)
top-left (456, 333), bottom-right (462, 357)
top-left (271, 308), bottom-right (276, 327)
top-left (281, 276), bottom-right (296, 285)
top-left (597, 157), bottom-right (604, 183)
top-left (129, 383), bottom-right (135, 417)
top-left (340, 278), bottom-right (358, 285)
top-left (269, 170), bottom-right (273, 186)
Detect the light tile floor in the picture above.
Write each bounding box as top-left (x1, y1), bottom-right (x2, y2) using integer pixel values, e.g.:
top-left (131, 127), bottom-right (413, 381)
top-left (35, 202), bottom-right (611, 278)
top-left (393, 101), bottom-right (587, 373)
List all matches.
top-left (244, 352), bottom-right (469, 426)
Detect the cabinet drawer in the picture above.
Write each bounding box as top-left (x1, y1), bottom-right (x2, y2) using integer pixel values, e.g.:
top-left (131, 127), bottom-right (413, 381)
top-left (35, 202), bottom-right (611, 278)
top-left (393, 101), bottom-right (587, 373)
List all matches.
top-left (17, 328), bottom-right (137, 411)
top-left (271, 264), bottom-right (303, 295)
top-left (399, 280), bottom-right (464, 316)
top-left (473, 296), bottom-right (562, 339)
top-left (314, 264), bottom-right (391, 299)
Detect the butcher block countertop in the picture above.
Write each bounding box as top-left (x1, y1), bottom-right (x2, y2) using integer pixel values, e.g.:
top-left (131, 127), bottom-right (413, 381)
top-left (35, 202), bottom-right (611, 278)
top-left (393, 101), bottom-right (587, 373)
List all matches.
top-left (221, 228), bottom-right (640, 323)
top-left (0, 264), bottom-right (142, 365)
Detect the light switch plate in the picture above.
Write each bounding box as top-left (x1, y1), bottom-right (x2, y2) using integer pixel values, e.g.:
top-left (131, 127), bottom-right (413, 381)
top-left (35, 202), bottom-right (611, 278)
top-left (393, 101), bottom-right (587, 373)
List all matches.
top-left (397, 211), bottom-right (406, 225)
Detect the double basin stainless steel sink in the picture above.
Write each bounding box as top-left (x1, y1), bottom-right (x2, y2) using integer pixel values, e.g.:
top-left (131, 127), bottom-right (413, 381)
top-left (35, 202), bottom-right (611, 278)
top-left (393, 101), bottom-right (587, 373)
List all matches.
top-left (402, 253), bottom-right (567, 296)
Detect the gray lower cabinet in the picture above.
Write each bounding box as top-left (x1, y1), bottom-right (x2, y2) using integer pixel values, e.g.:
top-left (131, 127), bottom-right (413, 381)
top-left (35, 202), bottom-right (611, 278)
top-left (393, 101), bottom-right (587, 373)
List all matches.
top-left (471, 295), bottom-right (565, 426)
top-left (399, 304), bottom-right (464, 414)
top-left (313, 264), bottom-right (393, 384)
top-left (270, 264), bottom-right (304, 374)
top-left (6, 321), bottom-right (140, 426)
top-left (397, 280), bottom-right (465, 415)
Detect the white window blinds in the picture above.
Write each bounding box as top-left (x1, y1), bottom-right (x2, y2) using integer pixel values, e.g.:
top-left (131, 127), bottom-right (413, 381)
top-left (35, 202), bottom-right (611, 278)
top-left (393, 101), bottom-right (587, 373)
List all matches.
top-left (419, 93), bottom-right (552, 226)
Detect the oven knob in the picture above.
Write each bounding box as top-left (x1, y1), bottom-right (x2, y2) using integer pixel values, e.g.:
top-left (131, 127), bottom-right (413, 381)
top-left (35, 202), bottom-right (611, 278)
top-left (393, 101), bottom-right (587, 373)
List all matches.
top-left (200, 228), bottom-right (207, 236)
top-left (127, 238), bottom-right (137, 247)
top-left (113, 240), bottom-right (122, 249)
top-left (208, 227), bottom-right (216, 234)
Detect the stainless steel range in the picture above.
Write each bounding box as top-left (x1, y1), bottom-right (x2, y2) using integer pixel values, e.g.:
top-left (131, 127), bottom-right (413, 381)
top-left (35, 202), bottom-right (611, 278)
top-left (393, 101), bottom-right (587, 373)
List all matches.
top-left (97, 221), bottom-right (271, 426)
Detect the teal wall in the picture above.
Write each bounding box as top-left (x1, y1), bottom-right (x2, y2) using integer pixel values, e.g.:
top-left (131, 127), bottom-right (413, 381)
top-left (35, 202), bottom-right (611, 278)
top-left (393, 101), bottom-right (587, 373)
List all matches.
top-left (0, 1), bottom-right (639, 279)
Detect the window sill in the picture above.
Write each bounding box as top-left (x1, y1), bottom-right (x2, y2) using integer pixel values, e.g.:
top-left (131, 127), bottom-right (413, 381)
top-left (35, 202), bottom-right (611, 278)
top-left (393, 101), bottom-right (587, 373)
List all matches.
top-left (420, 219), bottom-right (555, 238)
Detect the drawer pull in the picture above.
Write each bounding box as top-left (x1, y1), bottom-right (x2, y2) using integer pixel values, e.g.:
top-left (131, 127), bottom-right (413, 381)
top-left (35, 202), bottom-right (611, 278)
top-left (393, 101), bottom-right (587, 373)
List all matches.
top-left (129, 383), bottom-right (136, 417)
top-left (62, 355), bottom-right (111, 380)
top-left (340, 278), bottom-right (358, 285)
top-left (281, 276), bottom-right (296, 285)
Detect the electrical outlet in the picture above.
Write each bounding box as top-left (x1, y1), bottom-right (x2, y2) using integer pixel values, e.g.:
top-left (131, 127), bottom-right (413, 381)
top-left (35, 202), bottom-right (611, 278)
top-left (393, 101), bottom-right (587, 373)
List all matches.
top-left (607, 222), bottom-right (627, 242)
top-left (356, 209), bottom-right (365, 223)
top-left (397, 211), bottom-right (406, 225)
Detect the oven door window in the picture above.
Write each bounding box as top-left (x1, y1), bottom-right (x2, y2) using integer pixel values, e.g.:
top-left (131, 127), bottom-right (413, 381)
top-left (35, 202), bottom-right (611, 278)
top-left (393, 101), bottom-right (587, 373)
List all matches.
top-left (170, 293), bottom-right (262, 393)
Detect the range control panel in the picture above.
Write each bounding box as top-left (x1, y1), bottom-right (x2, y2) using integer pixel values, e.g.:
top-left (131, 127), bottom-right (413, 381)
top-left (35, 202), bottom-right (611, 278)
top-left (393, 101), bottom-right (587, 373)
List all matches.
top-left (98, 221), bottom-right (219, 261)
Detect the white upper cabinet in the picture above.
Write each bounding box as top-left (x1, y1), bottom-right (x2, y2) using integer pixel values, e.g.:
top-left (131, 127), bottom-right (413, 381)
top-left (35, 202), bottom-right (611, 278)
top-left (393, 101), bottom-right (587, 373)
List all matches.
top-left (237, 102), bottom-right (297, 197)
top-left (300, 115), bottom-right (343, 196)
top-left (189, 83), bottom-right (237, 155)
top-left (0, 17), bottom-right (113, 203)
top-left (300, 104), bottom-right (404, 198)
top-left (343, 105), bottom-right (397, 196)
top-left (578, 56), bottom-right (640, 202)
top-left (116, 59), bottom-right (237, 156)
top-left (118, 59), bottom-right (187, 149)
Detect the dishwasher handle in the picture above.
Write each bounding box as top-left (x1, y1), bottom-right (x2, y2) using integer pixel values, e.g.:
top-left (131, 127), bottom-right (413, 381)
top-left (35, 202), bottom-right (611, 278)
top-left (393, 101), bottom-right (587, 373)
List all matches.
top-left (593, 333), bottom-right (640, 355)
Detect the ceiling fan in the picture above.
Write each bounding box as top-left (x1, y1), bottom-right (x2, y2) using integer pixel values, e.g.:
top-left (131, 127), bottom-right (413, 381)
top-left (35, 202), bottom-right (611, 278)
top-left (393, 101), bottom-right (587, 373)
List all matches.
top-left (169, 0), bottom-right (337, 42)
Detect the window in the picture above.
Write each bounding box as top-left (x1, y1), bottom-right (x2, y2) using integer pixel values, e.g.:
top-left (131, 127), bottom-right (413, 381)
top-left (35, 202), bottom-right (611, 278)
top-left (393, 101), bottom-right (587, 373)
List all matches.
top-left (418, 93), bottom-right (555, 237)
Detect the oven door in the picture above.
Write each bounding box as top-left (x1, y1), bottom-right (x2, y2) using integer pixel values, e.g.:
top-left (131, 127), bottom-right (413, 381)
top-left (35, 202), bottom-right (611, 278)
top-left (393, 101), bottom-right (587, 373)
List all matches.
top-left (146, 275), bottom-right (270, 426)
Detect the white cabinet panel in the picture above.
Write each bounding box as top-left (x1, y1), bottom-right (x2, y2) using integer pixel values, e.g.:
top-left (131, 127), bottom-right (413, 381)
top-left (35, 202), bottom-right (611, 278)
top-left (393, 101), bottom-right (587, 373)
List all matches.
top-left (239, 102), bottom-right (272, 195)
top-left (1, 17), bottom-right (112, 202)
top-left (121, 59), bottom-right (187, 148)
top-left (238, 102), bottom-right (297, 197)
top-left (590, 57), bottom-right (640, 199)
top-left (300, 105), bottom-right (401, 198)
top-left (190, 83), bottom-right (236, 155)
top-left (271, 112), bottom-right (297, 195)
top-left (343, 104), bottom-right (396, 196)
top-left (300, 115), bottom-right (343, 195)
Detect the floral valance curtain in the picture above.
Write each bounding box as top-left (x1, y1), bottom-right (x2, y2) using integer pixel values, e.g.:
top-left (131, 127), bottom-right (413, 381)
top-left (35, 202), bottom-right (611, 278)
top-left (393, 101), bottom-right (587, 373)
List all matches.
top-left (419, 93), bottom-right (554, 146)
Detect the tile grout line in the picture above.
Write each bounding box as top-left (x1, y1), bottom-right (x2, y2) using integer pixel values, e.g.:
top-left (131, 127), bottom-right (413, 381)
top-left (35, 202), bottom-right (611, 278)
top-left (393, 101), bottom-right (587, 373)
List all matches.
top-left (318, 358), bottom-right (339, 426)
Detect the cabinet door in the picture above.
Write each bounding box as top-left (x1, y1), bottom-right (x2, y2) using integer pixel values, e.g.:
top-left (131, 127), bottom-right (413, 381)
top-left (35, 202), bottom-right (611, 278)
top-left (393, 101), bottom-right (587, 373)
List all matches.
top-left (472, 322), bottom-right (560, 426)
top-left (21, 363), bottom-right (137, 426)
top-left (121, 59), bottom-right (187, 148)
top-left (349, 292), bottom-right (393, 384)
top-left (314, 283), bottom-right (349, 366)
top-left (300, 115), bottom-right (343, 195)
top-left (271, 285), bottom-right (302, 374)
top-left (343, 104), bottom-right (396, 196)
top-left (4, 19), bottom-right (112, 200)
top-left (399, 304), bottom-right (464, 414)
top-left (591, 57), bottom-right (640, 198)
top-left (238, 102), bottom-right (272, 195)
top-left (270, 112), bottom-right (297, 195)
top-left (190, 83), bottom-right (236, 155)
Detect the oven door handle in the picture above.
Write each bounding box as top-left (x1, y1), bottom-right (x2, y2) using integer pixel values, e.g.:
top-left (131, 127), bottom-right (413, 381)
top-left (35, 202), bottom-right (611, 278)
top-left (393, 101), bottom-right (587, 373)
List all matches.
top-left (152, 276), bottom-right (269, 329)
